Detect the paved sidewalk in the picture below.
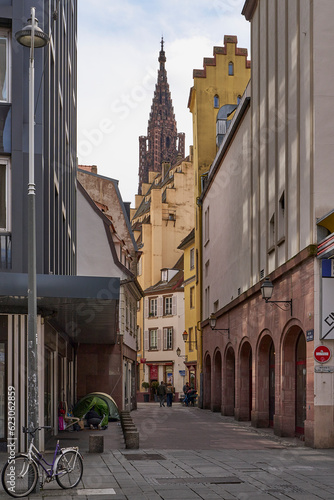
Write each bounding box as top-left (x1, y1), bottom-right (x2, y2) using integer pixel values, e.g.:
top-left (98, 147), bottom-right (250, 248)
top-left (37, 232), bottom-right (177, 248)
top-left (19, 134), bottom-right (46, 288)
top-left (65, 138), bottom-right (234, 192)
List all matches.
top-left (1, 403), bottom-right (334, 499)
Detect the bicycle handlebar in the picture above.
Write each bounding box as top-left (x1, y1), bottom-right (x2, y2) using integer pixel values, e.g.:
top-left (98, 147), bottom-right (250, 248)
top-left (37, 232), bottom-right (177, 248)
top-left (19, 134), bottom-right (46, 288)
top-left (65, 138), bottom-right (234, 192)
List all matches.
top-left (22, 426), bottom-right (52, 435)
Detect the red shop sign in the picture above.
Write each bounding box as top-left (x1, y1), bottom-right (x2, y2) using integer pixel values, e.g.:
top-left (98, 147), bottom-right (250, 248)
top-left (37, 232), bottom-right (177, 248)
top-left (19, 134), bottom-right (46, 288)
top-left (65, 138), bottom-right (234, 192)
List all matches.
top-left (314, 345), bottom-right (332, 363)
top-left (150, 365), bottom-right (158, 379)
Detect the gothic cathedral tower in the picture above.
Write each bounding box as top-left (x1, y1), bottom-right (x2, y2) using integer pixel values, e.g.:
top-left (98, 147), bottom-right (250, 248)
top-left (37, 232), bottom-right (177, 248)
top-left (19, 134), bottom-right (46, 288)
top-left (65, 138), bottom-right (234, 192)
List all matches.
top-left (138, 39), bottom-right (185, 194)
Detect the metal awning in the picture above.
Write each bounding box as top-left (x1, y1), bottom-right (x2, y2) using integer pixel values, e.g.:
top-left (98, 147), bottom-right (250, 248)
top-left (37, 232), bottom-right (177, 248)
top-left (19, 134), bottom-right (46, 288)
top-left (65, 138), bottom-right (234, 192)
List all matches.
top-left (317, 210), bottom-right (334, 234)
top-left (0, 273), bottom-right (120, 344)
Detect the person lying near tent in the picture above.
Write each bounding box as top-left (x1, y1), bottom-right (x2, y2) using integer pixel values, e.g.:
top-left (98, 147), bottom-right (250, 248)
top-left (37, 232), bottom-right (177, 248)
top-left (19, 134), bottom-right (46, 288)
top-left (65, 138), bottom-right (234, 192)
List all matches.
top-left (85, 406), bottom-right (103, 430)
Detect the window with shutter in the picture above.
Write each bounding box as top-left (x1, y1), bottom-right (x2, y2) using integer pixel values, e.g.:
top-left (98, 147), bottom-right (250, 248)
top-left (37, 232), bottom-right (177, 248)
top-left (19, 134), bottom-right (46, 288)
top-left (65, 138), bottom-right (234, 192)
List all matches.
top-left (157, 329), bottom-right (162, 350)
top-left (164, 296), bottom-right (172, 315)
top-left (157, 296), bottom-right (163, 316)
top-left (149, 329), bottom-right (157, 349)
top-left (144, 330), bottom-right (149, 351)
top-left (172, 295), bottom-right (177, 315)
top-left (137, 326), bottom-right (141, 351)
top-left (144, 297), bottom-right (149, 318)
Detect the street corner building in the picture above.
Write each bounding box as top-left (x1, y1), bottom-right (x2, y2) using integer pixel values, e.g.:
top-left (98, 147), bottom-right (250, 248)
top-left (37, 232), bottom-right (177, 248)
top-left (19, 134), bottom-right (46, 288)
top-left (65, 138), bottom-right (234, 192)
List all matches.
top-left (0, 0), bottom-right (126, 452)
top-left (199, 0), bottom-right (334, 448)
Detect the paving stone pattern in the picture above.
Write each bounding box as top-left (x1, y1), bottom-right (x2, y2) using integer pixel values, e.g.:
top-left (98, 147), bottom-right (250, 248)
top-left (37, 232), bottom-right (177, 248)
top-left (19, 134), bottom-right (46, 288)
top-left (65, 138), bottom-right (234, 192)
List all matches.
top-left (1, 403), bottom-right (334, 499)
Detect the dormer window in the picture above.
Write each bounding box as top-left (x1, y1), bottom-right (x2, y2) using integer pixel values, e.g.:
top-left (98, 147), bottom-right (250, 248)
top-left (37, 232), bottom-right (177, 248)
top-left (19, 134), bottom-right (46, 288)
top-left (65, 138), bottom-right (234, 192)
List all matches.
top-left (161, 269), bottom-right (168, 281)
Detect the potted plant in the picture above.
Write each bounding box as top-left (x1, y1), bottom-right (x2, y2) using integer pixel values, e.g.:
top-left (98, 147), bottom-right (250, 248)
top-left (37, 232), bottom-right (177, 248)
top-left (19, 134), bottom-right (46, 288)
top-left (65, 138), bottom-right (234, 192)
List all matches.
top-left (142, 381), bottom-right (150, 402)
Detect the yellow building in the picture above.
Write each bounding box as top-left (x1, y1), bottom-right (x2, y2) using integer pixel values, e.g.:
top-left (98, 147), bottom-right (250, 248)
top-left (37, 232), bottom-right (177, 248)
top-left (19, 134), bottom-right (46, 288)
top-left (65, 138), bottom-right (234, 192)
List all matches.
top-left (177, 229), bottom-right (200, 391)
top-left (187, 36), bottom-right (251, 403)
top-left (131, 158), bottom-right (195, 398)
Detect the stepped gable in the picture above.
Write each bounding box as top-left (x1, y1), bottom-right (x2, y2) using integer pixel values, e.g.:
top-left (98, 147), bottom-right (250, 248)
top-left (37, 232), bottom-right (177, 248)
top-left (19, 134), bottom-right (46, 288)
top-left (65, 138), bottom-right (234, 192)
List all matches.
top-left (191, 35), bottom-right (251, 80)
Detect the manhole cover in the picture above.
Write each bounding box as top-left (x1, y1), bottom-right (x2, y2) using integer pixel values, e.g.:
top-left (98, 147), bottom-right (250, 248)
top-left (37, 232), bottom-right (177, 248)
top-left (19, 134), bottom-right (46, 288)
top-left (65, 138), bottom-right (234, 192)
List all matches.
top-left (123, 453), bottom-right (165, 461)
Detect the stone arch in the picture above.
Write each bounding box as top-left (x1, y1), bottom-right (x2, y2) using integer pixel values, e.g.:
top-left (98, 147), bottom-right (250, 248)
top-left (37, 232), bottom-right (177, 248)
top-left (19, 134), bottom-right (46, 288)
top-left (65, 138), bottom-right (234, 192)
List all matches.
top-left (279, 324), bottom-right (306, 437)
top-left (237, 339), bottom-right (252, 421)
top-left (212, 348), bottom-right (222, 412)
top-left (254, 331), bottom-right (275, 428)
top-left (203, 352), bottom-right (211, 409)
top-left (222, 345), bottom-right (235, 416)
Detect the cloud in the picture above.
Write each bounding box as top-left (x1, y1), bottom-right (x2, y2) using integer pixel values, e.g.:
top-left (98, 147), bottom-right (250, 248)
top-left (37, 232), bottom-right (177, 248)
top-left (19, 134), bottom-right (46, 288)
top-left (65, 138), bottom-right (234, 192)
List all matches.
top-left (77, 0), bottom-right (250, 204)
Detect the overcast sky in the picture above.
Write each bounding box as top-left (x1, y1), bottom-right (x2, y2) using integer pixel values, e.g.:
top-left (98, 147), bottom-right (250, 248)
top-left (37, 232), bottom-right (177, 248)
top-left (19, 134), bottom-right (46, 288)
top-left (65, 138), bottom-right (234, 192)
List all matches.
top-left (77, 0), bottom-right (250, 206)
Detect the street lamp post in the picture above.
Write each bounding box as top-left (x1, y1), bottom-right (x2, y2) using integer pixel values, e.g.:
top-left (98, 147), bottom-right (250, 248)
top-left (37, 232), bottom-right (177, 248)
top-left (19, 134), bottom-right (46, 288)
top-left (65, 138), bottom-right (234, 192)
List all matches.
top-left (260, 277), bottom-right (293, 316)
top-left (15, 7), bottom-right (49, 449)
top-left (209, 314), bottom-right (230, 339)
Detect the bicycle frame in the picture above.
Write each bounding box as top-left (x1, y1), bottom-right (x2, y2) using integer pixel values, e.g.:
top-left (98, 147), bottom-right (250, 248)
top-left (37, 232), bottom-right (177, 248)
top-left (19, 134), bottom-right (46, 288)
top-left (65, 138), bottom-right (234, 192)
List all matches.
top-left (27, 437), bottom-right (81, 486)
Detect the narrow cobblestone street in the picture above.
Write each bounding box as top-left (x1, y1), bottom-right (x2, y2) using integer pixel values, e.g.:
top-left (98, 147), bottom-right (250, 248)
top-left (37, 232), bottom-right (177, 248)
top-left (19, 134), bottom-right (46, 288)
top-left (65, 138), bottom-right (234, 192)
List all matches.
top-left (1, 403), bottom-right (334, 499)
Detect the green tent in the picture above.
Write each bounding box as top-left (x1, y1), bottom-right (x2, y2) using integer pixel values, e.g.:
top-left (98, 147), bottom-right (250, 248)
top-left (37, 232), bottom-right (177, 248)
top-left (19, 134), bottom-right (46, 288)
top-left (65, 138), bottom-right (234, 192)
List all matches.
top-left (73, 395), bottom-right (112, 427)
top-left (89, 392), bottom-right (120, 421)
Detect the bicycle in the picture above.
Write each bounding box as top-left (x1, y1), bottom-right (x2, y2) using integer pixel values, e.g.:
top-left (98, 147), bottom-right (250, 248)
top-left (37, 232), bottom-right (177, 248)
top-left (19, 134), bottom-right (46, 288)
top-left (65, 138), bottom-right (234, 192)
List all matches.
top-left (1, 426), bottom-right (83, 498)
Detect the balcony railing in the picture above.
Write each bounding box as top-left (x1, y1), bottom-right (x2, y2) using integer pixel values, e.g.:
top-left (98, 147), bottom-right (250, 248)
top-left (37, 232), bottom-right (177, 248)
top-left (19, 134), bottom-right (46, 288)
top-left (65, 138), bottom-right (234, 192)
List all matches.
top-left (0, 232), bottom-right (11, 269)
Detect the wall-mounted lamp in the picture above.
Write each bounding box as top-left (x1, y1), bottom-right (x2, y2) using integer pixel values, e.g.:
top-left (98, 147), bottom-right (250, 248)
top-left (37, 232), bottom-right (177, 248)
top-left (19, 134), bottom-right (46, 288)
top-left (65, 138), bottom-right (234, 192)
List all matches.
top-left (182, 330), bottom-right (197, 349)
top-left (209, 314), bottom-right (230, 339)
top-left (176, 347), bottom-right (187, 361)
top-left (260, 277), bottom-right (292, 316)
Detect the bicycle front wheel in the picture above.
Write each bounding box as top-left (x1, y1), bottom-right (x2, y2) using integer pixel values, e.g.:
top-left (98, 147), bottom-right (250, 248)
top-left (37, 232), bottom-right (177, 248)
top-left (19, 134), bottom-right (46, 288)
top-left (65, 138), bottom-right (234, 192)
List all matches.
top-left (1, 454), bottom-right (38, 498)
top-left (56, 450), bottom-right (83, 489)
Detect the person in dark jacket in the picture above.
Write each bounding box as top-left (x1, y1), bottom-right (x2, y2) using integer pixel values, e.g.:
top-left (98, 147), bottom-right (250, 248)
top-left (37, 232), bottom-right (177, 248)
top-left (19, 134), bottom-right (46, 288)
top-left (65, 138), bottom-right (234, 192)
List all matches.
top-left (157, 381), bottom-right (166, 407)
top-left (85, 406), bottom-right (102, 429)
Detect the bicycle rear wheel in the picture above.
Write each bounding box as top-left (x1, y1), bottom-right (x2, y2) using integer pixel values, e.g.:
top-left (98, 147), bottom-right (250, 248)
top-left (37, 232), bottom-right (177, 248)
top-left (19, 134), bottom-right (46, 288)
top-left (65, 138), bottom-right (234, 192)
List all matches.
top-left (1, 454), bottom-right (38, 498)
top-left (56, 450), bottom-right (83, 489)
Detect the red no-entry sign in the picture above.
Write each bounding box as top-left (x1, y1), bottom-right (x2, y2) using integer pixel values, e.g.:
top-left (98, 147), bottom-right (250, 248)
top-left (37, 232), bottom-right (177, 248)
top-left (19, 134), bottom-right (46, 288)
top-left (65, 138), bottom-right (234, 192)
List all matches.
top-left (314, 345), bottom-right (332, 363)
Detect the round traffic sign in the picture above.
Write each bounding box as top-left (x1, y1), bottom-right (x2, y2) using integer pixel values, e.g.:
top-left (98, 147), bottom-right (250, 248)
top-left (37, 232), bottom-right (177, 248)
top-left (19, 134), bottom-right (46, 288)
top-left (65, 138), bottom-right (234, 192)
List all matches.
top-left (314, 345), bottom-right (332, 363)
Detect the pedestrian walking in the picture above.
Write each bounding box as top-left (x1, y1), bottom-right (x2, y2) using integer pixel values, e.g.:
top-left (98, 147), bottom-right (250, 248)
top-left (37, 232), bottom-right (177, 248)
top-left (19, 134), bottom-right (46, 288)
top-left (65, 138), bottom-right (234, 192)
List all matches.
top-left (157, 381), bottom-right (166, 407)
top-left (166, 383), bottom-right (174, 407)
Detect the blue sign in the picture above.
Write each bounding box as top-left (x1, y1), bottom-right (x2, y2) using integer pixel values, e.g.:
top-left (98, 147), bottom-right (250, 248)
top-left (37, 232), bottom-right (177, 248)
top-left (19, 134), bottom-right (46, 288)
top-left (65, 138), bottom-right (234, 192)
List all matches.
top-left (306, 329), bottom-right (314, 342)
top-left (179, 370), bottom-right (186, 377)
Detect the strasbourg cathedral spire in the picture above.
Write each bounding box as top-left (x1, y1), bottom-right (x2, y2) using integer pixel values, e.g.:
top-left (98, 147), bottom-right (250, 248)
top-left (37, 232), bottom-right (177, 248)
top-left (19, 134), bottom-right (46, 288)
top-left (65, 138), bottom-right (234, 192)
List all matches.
top-left (138, 38), bottom-right (185, 194)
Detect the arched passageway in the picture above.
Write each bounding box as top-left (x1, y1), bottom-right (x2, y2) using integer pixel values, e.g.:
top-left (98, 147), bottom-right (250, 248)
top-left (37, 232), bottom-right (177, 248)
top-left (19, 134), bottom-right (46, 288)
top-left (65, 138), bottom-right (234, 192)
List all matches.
top-left (238, 342), bottom-right (252, 421)
top-left (223, 346), bottom-right (235, 416)
top-left (212, 350), bottom-right (222, 412)
top-left (256, 334), bottom-right (274, 427)
top-left (203, 354), bottom-right (211, 409)
top-left (281, 327), bottom-right (306, 436)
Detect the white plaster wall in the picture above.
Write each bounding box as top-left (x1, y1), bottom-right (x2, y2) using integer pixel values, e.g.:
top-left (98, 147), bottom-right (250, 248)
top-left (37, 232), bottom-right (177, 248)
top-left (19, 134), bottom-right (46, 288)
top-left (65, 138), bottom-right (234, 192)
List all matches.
top-left (313, 0), bottom-right (334, 220)
top-left (143, 290), bottom-right (185, 394)
top-left (203, 0), bottom-right (334, 313)
top-left (202, 110), bottom-right (252, 315)
top-left (77, 190), bottom-right (122, 278)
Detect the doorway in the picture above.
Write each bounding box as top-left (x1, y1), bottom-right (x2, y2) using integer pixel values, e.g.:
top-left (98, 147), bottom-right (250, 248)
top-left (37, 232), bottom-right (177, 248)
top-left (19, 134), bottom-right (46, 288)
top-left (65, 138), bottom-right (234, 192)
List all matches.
top-left (295, 333), bottom-right (306, 434)
top-left (269, 341), bottom-right (275, 427)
